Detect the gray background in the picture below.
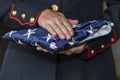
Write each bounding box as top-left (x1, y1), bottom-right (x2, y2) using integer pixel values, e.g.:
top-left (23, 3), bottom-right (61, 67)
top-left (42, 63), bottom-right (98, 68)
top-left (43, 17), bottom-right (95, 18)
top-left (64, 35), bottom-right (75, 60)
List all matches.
top-left (112, 40), bottom-right (120, 80)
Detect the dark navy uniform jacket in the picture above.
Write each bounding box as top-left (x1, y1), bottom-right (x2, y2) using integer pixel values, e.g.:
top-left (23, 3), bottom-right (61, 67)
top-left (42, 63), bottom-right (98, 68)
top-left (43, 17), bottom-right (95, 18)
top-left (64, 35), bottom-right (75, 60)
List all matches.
top-left (0, 0), bottom-right (120, 80)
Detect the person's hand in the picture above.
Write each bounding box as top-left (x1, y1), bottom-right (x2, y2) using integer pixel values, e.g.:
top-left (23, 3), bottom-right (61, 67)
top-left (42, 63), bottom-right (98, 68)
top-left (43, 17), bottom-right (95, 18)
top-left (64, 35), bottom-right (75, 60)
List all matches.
top-left (58, 44), bottom-right (88, 55)
top-left (37, 9), bottom-right (78, 52)
top-left (38, 9), bottom-right (78, 40)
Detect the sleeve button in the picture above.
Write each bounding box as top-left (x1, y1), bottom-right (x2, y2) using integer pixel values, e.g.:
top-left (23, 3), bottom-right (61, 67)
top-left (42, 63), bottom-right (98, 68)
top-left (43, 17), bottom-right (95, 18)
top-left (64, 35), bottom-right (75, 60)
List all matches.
top-left (111, 38), bottom-right (114, 42)
top-left (12, 10), bottom-right (17, 16)
top-left (51, 4), bottom-right (59, 11)
top-left (30, 17), bottom-right (35, 23)
top-left (91, 50), bottom-right (95, 54)
top-left (101, 45), bottom-right (105, 48)
top-left (21, 13), bottom-right (26, 19)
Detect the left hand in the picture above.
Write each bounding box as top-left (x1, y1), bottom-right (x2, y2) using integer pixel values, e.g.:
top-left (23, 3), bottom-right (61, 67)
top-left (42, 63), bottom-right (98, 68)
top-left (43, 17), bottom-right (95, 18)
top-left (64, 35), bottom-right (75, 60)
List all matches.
top-left (58, 44), bottom-right (88, 55)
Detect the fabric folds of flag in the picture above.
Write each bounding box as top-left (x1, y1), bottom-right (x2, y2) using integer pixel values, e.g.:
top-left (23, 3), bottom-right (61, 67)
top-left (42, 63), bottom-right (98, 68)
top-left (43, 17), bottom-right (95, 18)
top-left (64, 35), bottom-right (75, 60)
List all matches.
top-left (2, 20), bottom-right (114, 54)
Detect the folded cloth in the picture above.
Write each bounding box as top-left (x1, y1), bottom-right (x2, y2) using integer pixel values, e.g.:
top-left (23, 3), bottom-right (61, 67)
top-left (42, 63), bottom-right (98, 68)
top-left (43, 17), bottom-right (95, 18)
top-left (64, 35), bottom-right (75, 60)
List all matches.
top-left (2, 20), bottom-right (114, 54)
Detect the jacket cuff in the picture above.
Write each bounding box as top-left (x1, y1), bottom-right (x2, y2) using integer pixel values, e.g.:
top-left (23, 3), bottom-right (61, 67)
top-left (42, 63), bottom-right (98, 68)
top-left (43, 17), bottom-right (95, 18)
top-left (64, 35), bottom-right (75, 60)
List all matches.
top-left (9, 4), bottom-right (40, 27)
top-left (87, 29), bottom-right (117, 58)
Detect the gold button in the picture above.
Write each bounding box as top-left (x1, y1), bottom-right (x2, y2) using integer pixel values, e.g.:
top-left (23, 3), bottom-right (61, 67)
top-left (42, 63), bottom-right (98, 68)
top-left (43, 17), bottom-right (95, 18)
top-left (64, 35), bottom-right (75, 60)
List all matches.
top-left (51, 4), bottom-right (59, 11)
top-left (91, 50), bottom-right (95, 54)
top-left (111, 38), bottom-right (114, 42)
top-left (21, 13), bottom-right (26, 19)
top-left (12, 10), bottom-right (17, 16)
top-left (101, 45), bottom-right (105, 48)
top-left (30, 17), bottom-right (35, 23)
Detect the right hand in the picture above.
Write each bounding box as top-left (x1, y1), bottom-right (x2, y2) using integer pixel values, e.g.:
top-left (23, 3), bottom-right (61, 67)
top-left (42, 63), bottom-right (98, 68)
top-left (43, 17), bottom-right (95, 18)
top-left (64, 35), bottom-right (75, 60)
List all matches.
top-left (37, 9), bottom-right (78, 52)
top-left (38, 9), bottom-right (78, 40)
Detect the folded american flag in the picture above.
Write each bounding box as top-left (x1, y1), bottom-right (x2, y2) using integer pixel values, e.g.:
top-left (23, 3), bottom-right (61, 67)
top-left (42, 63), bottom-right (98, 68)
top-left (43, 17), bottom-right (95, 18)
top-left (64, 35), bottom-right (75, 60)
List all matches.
top-left (2, 20), bottom-right (114, 54)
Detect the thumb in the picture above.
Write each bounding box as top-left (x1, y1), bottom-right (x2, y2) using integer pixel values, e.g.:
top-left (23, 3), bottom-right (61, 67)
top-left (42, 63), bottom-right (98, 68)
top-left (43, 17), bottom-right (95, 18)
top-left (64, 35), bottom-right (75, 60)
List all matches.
top-left (68, 19), bottom-right (79, 25)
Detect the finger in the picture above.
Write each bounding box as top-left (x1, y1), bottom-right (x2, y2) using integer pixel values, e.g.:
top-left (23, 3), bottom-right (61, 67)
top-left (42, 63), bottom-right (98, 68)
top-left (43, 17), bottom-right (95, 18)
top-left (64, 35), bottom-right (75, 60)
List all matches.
top-left (36, 46), bottom-right (49, 53)
top-left (43, 49), bottom-right (50, 53)
top-left (43, 24), bottom-right (57, 36)
top-left (69, 47), bottom-right (77, 53)
top-left (56, 21), bottom-right (72, 40)
top-left (36, 46), bottom-right (45, 51)
top-left (64, 47), bottom-right (81, 54)
top-left (60, 52), bottom-right (72, 56)
top-left (68, 19), bottom-right (79, 25)
top-left (58, 13), bottom-right (64, 16)
top-left (59, 46), bottom-right (83, 55)
top-left (65, 52), bottom-right (72, 56)
top-left (76, 44), bottom-right (88, 50)
top-left (70, 44), bottom-right (87, 54)
top-left (58, 50), bottom-right (73, 55)
top-left (51, 23), bottom-right (66, 39)
top-left (58, 47), bottom-right (75, 54)
top-left (56, 14), bottom-right (74, 37)
top-left (60, 17), bottom-right (74, 36)
top-left (58, 50), bottom-right (68, 54)
top-left (62, 19), bottom-right (74, 37)
top-left (75, 50), bottom-right (83, 54)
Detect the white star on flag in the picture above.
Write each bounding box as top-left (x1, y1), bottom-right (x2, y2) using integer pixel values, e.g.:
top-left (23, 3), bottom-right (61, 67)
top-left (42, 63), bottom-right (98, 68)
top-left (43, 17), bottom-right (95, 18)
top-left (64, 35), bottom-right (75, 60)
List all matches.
top-left (17, 40), bottom-right (25, 45)
top-left (75, 30), bottom-right (87, 36)
top-left (31, 42), bottom-right (39, 46)
top-left (9, 31), bottom-right (17, 38)
top-left (75, 29), bottom-right (81, 32)
top-left (23, 29), bottom-right (37, 39)
top-left (72, 24), bottom-right (82, 28)
top-left (87, 25), bottom-right (98, 35)
top-left (89, 20), bottom-right (97, 23)
top-left (50, 42), bottom-right (58, 50)
top-left (42, 34), bottom-right (56, 42)
top-left (68, 37), bottom-right (79, 46)
top-left (87, 25), bottom-right (94, 34)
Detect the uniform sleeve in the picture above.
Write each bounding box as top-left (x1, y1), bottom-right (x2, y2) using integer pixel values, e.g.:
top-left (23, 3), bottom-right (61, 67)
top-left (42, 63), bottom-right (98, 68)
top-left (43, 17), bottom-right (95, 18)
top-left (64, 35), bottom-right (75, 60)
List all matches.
top-left (0, 0), bottom-right (41, 29)
top-left (104, 0), bottom-right (120, 39)
top-left (80, 0), bottom-right (120, 60)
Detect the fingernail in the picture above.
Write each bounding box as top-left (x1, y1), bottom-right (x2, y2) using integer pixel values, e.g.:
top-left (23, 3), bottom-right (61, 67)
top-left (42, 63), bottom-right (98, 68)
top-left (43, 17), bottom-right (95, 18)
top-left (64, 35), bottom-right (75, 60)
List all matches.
top-left (67, 35), bottom-right (71, 40)
top-left (60, 35), bottom-right (65, 39)
top-left (70, 31), bottom-right (74, 36)
top-left (52, 32), bottom-right (57, 36)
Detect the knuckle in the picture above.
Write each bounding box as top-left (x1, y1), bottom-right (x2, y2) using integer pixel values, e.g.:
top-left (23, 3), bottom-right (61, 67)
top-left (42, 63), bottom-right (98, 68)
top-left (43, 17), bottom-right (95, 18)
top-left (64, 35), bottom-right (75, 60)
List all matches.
top-left (54, 16), bottom-right (59, 21)
top-left (58, 13), bottom-right (64, 16)
top-left (63, 29), bottom-right (69, 34)
top-left (45, 25), bottom-right (51, 30)
top-left (61, 16), bottom-right (65, 20)
top-left (66, 23), bottom-right (72, 28)
top-left (54, 25), bottom-right (59, 29)
top-left (54, 17), bottom-right (58, 20)
top-left (58, 32), bottom-right (64, 36)
top-left (45, 25), bottom-right (49, 28)
top-left (68, 26), bottom-right (72, 30)
top-left (60, 25), bottom-right (65, 28)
